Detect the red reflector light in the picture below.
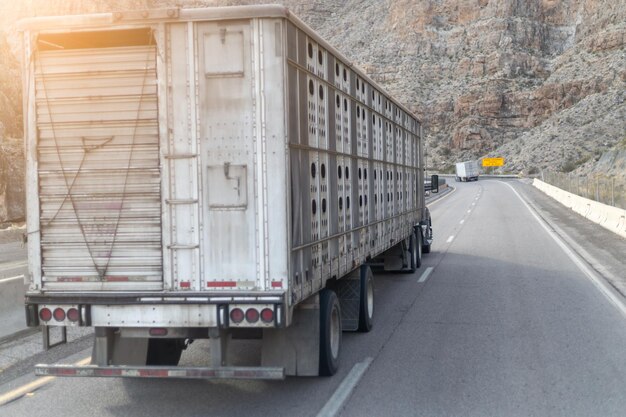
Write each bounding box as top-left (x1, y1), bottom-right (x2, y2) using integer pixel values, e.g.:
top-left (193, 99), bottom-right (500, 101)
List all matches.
top-left (57, 277), bottom-right (84, 282)
top-left (260, 308), bottom-right (274, 323)
top-left (66, 308), bottom-right (80, 322)
top-left (149, 328), bottom-right (168, 336)
top-left (57, 368), bottom-right (78, 376)
top-left (230, 308), bottom-right (244, 324)
top-left (207, 281), bottom-right (237, 288)
top-left (245, 308), bottom-right (259, 323)
top-left (39, 308), bottom-right (52, 322)
top-left (180, 281), bottom-right (191, 288)
top-left (99, 369), bottom-right (123, 377)
top-left (53, 308), bottom-right (66, 322)
top-left (105, 276), bottom-right (129, 282)
top-left (139, 369), bottom-right (169, 378)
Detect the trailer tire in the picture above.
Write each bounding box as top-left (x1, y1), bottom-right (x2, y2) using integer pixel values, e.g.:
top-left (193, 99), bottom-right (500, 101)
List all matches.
top-left (408, 231), bottom-right (422, 273)
top-left (422, 219), bottom-right (432, 254)
top-left (358, 266), bottom-right (374, 332)
top-left (319, 289), bottom-right (341, 376)
top-left (415, 231), bottom-right (423, 270)
top-left (146, 339), bottom-right (185, 366)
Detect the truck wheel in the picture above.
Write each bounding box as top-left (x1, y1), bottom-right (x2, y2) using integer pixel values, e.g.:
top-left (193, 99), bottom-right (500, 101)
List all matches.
top-left (422, 219), bottom-right (432, 254)
top-left (358, 266), bottom-right (374, 332)
top-left (407, 231), bottom-right (422, 273)
top-left (146, 339), bottom-right (185, 366)
top-left (413, 231), bottom-right (422, 270)
top-left (319, 289), bottom-right (341, 376)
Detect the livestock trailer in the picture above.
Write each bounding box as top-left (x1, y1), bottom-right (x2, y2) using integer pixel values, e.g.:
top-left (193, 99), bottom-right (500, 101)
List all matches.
top-left (19, 5), bottom-right (433, 378)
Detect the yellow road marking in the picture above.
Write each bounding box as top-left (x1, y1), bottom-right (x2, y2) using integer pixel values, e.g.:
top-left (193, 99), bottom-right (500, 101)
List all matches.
top-left (0, 357), bottom-right (90, 406)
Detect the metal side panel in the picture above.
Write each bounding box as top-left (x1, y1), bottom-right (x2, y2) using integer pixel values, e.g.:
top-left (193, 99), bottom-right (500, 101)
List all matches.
top-left (196, 20), bottom-right (263, 291)
top-left (260, 19), bottom-right (289, 292)
top-left (163, 22), bottom-right (202, 291)
top-left (34, 42), bottom-right (163, 287)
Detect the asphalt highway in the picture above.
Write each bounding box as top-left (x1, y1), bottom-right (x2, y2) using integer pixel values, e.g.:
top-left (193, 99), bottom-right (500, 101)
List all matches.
top-left (1, 179), bottom-right (624, 416)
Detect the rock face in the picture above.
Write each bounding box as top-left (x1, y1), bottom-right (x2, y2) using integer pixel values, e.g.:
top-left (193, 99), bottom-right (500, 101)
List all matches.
top-left (361, 0), bottom-right (625, 172)
top-left (0, 0), bottom-right (624, 221)
top-left (0, 129), bottom-right (25, 224)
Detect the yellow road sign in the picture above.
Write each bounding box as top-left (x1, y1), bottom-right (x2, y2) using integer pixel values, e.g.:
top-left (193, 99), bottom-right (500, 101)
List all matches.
top-left (482, 157), bottom-right (504, 167)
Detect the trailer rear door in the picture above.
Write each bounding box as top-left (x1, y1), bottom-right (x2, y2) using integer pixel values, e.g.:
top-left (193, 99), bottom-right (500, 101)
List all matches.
top-left (33, 29), bottom-right (162, 289)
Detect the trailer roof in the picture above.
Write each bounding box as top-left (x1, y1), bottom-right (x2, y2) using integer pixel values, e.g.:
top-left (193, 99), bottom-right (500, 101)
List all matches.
top-left (18, 4), bottom-right (419, 122)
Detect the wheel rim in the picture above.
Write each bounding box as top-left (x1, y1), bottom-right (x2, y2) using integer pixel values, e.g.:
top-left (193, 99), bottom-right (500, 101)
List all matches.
top-left (330, 303), bottom-right (340, 359)
top-left (366, 278), bottom-right (374, 320)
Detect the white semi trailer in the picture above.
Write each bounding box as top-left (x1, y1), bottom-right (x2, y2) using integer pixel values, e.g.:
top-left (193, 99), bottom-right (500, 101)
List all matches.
top-left (19, 5), bottom-right (434, 379)
top-left (455, 160), bottom-right (479, 182)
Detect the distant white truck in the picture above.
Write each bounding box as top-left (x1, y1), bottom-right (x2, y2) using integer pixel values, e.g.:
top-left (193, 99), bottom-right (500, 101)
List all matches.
top-left (19, 5), bottom-right (434, 380)
top-left (455, 161), bottom-right (479, 182)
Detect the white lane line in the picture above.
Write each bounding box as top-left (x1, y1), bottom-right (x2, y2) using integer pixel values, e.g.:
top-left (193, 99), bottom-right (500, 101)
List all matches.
top-left (459, 219), bottom-right (465, 224)
top-left (471, 202), bottom-right (476, 206)
top-left (446, 235), bottom-right (454, 243)
top-left (418, 267), bottom-right (434, 283)
top-left (0, 275), bottom-right (24, 284)
top-left (316, 357), bottom-right (373, 417)
top-left (502, 182), bottom-right (626, 319)
top-left (467, 209), bottom-right (472, 213)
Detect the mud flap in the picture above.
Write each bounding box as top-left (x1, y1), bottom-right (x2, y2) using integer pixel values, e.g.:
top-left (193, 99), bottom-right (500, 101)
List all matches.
top-left (382, 240), bottom-right (408, 271)
top-left (336, 269), bottom-right (360, 331)
top-left (92, 327), bottom-right (149, 366)
top-left (261, 294), bottom-right (319, 376)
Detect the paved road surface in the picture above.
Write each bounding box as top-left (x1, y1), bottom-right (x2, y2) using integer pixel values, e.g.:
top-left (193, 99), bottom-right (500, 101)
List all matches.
top-left (0, 235), bottom-right (28, 340)
top-left (1, 179), bottom-right (624, 416)
top-left (0, 240), bottom-right (27, 280)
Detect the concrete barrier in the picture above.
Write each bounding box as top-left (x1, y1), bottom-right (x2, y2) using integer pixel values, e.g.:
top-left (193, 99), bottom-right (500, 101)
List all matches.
top-left (533, 179), bottom-right (626, 239)
top-left (0, 275), bottom-right (28, 341)
top-left (437, 174), bottom-right (520, 179)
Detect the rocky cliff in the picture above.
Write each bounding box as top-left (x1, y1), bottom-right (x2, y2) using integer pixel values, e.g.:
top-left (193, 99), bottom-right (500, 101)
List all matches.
top-left (306, 0), bottom-right (626, 173)
top-left (0, 0), bottom-right (624, 222)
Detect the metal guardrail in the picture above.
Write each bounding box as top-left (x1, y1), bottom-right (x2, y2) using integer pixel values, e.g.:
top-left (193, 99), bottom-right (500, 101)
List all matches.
top-left (540, 172), bottom-right (625, 210)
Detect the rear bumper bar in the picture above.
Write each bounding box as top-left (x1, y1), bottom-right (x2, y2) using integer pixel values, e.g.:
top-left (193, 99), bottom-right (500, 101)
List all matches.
top-left (35, 364), bottom-right (285, 380)
top-left (24, 292), bottom-right (287, 328)
top-left (25, 291), bottom-right (285, 305)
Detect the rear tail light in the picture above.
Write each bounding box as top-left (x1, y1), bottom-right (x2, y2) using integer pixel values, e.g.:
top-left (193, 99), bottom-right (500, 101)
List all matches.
top-left (230, 308), bottom-right (244, 324)
top-left (66, 308), bottom-right (80, 322)
top-left (53, 308), bottom-right (66, 322)
top-left (245, 308), bottom-right (259, 323)
top-left (39, 308), bottom-right (52, 322)
top-left (260, 308), bottom-right (274, 323)
top-left (149, 328), bottom-right (168, 336)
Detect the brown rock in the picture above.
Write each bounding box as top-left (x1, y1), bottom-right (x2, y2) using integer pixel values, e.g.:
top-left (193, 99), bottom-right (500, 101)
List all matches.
top-left (0, 135), bottom-right (25, 223)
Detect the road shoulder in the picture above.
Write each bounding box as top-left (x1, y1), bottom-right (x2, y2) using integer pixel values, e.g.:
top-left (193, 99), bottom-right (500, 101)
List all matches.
top-left (513, 179), bottom-right (626, 297)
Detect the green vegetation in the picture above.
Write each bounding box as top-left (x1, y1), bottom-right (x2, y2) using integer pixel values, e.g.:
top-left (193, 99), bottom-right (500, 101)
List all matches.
top-left (543, 171), bottom-right (626, 209)
top-left (439, 146), bottom-right (451, 157)
top-left (559, 155), bottom-right (590, 173)
top-left (441, 164), bottom-right (456, 174)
